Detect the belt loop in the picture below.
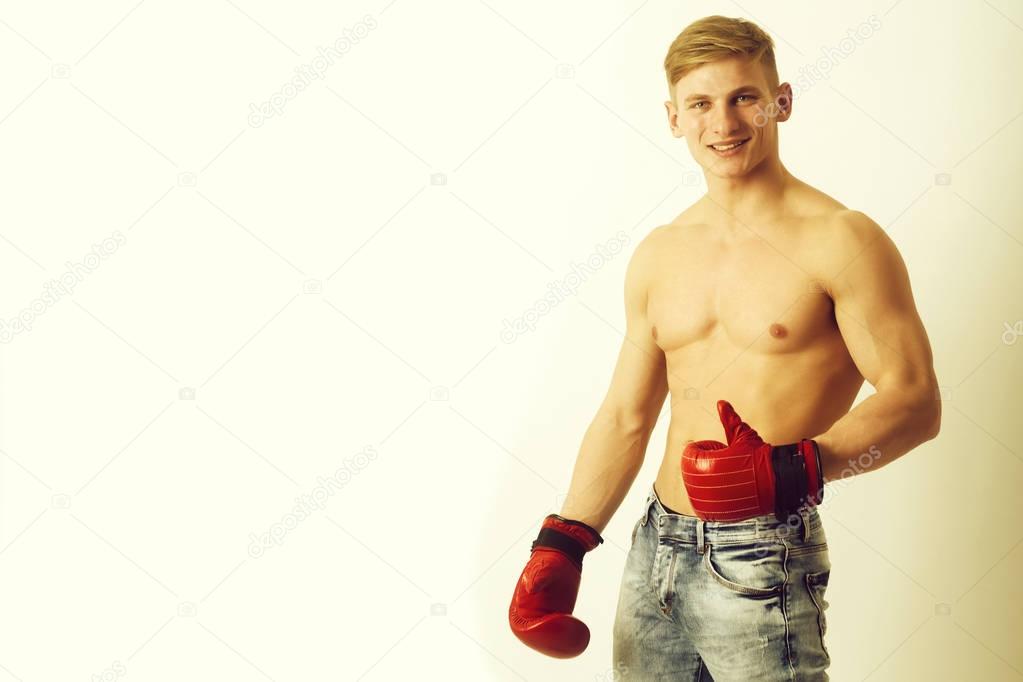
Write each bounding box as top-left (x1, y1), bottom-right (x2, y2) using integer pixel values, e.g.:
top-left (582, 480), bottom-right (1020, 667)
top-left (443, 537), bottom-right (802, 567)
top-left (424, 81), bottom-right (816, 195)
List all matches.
top-left (642, 487), bottom-right (655, 526)
top-left (799, 508), bottom-right (810, 542)
top-left (696, 519), bottom-right (706, 555)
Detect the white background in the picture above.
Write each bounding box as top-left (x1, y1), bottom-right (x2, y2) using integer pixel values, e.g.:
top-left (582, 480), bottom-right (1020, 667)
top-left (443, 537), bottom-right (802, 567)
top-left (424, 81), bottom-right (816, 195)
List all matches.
top-left (1, 1), bottom-right (1022, 680)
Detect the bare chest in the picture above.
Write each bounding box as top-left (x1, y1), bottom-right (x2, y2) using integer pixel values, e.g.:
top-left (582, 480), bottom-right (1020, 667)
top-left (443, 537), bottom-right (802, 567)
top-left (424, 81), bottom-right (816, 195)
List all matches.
top-left (647, 230), bottom-right (835, 355)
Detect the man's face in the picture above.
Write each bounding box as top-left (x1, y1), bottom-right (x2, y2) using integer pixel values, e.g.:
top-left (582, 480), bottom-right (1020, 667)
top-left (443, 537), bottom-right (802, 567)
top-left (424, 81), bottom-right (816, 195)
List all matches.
top-left (667, 56), bottom-right (789, 179)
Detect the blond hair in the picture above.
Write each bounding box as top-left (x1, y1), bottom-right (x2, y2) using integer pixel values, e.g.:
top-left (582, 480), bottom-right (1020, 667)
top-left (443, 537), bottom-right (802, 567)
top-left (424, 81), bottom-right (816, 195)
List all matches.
top-left (664, 16), bottom-right (778, 103)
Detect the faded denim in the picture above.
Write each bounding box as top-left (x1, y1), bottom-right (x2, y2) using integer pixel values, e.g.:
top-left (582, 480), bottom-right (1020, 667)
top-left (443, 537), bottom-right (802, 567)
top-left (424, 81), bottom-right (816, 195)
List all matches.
top-left (612, 484), bottom-right (832, 681)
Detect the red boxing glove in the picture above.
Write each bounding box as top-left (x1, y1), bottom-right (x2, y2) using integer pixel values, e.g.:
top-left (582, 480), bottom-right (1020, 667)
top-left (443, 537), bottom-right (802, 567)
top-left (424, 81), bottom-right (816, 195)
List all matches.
top-left (508, 514), bottom-right (603, 658)
top-left (681, 400), bottom-right (824, 522)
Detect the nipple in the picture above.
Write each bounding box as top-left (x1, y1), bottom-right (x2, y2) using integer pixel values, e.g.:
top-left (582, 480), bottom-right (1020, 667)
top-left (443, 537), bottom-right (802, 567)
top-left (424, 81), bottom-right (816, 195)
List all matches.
top-left (769, 323), bottom-right (787, 338)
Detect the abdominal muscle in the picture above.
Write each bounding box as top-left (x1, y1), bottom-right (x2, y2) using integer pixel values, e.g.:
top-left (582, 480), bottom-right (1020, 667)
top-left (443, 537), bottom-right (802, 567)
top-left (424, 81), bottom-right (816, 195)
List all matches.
top-left (651, 332), bottom-right (863, 517)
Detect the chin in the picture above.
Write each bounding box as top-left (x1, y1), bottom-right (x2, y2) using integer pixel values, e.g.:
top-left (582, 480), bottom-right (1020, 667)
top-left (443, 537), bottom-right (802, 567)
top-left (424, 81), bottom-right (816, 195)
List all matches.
top-left (702, 163), bottom-right (750, 180)
top-left (703, 153), bottom-right (764, 180)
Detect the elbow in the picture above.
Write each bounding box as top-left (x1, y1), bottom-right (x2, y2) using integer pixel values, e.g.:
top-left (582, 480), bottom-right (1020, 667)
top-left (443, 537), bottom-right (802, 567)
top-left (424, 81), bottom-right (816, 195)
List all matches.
top-left (597, 408), bottom-right (655, 438)
top-left (928, 403), bottom-right (942, 441)
top-left (919, 384), bottom-right (942, 441)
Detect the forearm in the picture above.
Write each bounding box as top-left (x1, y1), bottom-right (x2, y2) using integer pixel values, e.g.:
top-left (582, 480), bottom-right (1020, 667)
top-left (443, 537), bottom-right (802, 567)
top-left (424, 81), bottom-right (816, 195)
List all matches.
top-left (814, 384), bottom-right (941, 483)
top-left (558, 413), bottom-right (652, 534)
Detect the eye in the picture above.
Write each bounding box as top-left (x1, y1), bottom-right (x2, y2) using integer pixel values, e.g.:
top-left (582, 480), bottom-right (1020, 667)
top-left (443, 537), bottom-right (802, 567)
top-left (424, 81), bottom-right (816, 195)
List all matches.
top-left (736, 94), bottom-right (756, 103)
top-left (691, 101), bottom-right (707, 110)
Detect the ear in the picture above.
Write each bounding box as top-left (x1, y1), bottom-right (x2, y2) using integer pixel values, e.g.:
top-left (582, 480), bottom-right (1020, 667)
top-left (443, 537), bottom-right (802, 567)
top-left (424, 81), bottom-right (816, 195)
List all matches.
top-left (773, 82), bottom-right (794, 123)
top-left (664, 100), bottom-right (683, 138)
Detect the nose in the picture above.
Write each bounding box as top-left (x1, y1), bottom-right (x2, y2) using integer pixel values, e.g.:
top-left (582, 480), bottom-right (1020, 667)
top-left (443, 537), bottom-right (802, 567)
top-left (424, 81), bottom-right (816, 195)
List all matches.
top-left (711, 105), bottom-right (741, 138)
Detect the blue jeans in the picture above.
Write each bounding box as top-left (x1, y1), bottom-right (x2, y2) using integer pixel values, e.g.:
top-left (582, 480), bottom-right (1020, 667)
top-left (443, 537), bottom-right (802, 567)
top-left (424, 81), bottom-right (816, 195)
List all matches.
top-left (612, 484), bottom-right (832, 681)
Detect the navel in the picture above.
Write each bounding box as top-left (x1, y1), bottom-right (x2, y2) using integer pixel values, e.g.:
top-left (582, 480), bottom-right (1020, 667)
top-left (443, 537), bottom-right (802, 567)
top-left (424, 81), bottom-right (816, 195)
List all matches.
top-left (652, 325), bottom-right (659, 341)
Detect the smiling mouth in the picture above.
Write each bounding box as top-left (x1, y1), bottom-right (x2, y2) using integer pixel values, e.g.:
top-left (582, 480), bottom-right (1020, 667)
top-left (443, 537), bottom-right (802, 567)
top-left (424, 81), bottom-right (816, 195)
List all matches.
top-left (709, 138), bottom-right (750, 152)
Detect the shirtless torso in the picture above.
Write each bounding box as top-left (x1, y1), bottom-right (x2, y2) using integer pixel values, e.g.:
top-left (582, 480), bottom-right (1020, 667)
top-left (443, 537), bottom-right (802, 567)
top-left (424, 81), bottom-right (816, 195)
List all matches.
top-left (648, 182), bottom-right (865, 516)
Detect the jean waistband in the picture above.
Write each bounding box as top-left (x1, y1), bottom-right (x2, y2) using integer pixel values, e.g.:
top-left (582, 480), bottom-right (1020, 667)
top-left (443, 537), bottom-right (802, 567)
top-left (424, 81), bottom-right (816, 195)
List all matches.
top-left (640, 483), bottom-right (821, 545)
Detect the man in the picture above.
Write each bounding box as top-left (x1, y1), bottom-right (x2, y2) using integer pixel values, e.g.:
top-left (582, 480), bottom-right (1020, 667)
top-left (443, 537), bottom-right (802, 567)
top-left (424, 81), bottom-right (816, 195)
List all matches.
top-left (508, 15), bottom-right (941, 680)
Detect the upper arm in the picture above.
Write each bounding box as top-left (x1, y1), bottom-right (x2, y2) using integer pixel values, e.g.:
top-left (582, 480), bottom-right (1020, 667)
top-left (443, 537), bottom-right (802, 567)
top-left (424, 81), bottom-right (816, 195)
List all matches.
top-left (597, 229), bottom-right (669, 431)
top-left (824, 211), bottom-right (938, 396)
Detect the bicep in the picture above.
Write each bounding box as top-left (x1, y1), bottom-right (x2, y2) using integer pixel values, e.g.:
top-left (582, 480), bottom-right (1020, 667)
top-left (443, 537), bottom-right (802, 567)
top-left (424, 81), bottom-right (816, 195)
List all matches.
top-left (827, 212), bottom-right (937, 391)
top-left (598, 233), bottom-right (669, 430)
top-left (601, 333), bottom-right (668, 431)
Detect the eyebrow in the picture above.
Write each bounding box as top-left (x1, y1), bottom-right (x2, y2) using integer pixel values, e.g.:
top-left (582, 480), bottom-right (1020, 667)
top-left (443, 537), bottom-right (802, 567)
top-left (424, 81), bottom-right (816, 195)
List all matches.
top-left (683, 85), bottom-right (763, 104)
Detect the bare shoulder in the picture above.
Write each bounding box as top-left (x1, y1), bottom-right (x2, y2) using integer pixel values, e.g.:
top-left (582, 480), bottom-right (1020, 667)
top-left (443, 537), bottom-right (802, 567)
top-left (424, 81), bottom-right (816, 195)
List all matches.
top-left (825, 209), bottom-right (891, 261)
top-left (830, 208), bottom-right (884, 238)
top-left (622, 224), bottom-right (675, 332)
top-left (626, 223), bottom-right (672, 277)
top-left (645, 206), bottom-right (709, 250)
top-left (816, 209), bottom-right (906, 294)
top-left (788, 178), bottom-right (848, 216)
top-left (631, 211), bottom-right (700, 254)
top-left (622, 219), bottom-right (700, 298)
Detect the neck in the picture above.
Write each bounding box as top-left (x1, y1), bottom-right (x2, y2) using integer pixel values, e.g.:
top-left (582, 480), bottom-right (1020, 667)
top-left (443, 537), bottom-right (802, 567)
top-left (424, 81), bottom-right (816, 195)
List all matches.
top-left (703, 153), bottom-right (793, 225)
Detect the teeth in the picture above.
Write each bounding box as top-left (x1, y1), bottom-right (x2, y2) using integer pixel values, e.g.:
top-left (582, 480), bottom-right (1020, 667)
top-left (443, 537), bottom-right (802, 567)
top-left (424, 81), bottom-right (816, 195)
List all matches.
top-left (712, 140), bottom-right (746, 151)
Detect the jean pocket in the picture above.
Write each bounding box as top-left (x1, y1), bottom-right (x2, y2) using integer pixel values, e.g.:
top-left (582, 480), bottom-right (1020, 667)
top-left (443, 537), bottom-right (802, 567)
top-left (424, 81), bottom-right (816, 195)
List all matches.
top-left (702, 542), bottom-right (785, 598)
top-left (806, 569), bottom-right (831, 657)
